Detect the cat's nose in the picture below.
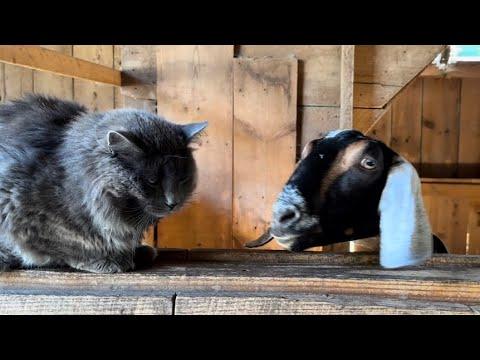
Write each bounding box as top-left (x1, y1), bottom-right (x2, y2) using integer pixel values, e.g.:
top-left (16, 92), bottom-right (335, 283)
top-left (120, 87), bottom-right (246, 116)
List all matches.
top-left (165, 201), bottom-right (178, 210)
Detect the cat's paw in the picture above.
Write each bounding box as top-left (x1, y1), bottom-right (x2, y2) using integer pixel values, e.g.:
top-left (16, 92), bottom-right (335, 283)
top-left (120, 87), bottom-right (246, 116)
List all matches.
top-left (71, 259), bottom-right (132, 274)
top-left (134, 245), bottom-right (158, 270)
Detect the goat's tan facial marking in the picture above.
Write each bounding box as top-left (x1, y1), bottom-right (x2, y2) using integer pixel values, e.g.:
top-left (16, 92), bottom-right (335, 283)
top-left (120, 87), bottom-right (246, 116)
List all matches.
top-left (319, 140), bottom-right (369, 201)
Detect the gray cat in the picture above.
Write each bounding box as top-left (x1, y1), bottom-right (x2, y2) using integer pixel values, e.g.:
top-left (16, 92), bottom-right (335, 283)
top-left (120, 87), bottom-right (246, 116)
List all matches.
top-left (0, 94), bottom-right (207, 273)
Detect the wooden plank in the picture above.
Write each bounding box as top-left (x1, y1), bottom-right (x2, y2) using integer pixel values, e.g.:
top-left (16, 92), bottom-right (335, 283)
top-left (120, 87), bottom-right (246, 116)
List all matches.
top-left (0, 63), bottom-right (5, 103)
top-left (113, 45), bottom-right (123, 108)
top-left (1, 257), bottom-right (480, 304)
top-left (0, 294), bottom-right (173, 315)
top-left (354, 45), bottom-right (445, 109)
top-left (299, 106), bottom-right (339, 152)
top-left (467, 203), bottom-right (480, 255)
top-left (421, 63), bottom-right (480, 79)
top-left (233, 57), bottom-right (298, 250)
top-left (367, 105), bottom-right (392, 146)
top-left (421, 78), bottom-right (461, 177)
top-left (0, 46), bottom-right (122, 86)
top-left (156, 46), bottom-right (233, 249)
top-left (353, 108), bottom-right (385, 133)
top-left (3, 64), bottom-right (33, 101)
top-left (33, 46), bottom-right (73, 99)
top-left (340, 45), bottom-right (354, 128)
top-left (421, 181), bottom-right (480, 199)
top-left (120, 45), bottom-right (157, 100)
top-left (73, 45), bottom-right (115, 112)
top-left (458, 79), bottom-right (480, 177)
top-left (391, 78), bottom-right (423, 171)
top-left (238, 45), bottom-right (341, 106)
top-left (175, 292), bottom-right (476, 315)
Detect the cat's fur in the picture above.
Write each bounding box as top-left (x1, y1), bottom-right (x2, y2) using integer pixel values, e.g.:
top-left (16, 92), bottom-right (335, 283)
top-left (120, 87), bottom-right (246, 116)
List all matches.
top-left (0, 94), bottom-right (207, 273)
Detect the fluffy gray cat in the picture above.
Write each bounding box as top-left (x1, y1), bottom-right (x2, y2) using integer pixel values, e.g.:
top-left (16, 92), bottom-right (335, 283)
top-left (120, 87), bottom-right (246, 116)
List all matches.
top-left (0, 94), bottom-right (207, 273)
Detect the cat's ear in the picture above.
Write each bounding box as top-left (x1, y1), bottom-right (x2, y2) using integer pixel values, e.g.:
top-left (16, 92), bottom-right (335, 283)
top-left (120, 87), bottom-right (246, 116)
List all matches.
top-left (107, 131), bottom-right (143, 157)
top-left (181, 121), bottom-right (208, 142)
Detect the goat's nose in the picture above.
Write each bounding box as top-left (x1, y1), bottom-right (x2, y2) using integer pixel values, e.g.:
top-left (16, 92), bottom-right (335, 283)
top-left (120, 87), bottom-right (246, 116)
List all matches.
top-left (276, 205), bottom-right (301, 226)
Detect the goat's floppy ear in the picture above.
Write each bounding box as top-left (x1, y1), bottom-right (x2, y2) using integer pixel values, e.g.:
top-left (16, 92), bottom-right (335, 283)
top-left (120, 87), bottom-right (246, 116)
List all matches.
top-left (378, 157), bottom-right (432, 268)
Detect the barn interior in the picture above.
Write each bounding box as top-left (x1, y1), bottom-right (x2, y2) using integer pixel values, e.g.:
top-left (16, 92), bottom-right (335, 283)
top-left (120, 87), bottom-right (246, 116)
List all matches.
top-left (0, 45), bottom-right (479, 314)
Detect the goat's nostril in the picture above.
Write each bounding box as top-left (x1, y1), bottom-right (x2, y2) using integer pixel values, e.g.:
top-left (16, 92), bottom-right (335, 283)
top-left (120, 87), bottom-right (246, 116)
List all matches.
top-left (279, 208), bottom-right (298, 224)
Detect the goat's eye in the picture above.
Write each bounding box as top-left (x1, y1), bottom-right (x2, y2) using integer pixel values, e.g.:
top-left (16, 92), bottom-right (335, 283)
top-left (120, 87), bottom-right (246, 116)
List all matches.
top-left (360, 157), bottom-right (377, 170)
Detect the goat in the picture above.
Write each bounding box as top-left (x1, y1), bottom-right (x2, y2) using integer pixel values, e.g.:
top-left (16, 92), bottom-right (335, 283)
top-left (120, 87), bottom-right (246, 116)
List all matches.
top-left (245, 129), bottom-right (448, 269)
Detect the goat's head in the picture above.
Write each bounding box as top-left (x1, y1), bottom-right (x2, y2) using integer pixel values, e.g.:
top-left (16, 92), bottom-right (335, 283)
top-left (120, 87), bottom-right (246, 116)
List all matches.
top-left (249, 129), bottom-right (434, 269)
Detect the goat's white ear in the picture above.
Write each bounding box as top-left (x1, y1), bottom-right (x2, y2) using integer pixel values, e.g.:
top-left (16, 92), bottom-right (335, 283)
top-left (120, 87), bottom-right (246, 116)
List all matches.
top-left (378, 158), bottom-right (432, 268)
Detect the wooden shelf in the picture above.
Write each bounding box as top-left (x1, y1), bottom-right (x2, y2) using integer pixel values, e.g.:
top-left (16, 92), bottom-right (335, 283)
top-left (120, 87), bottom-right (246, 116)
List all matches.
top-left (1, 249), bottom-right (479, 315)
top-left (421, 178), bottom-right (480, 199)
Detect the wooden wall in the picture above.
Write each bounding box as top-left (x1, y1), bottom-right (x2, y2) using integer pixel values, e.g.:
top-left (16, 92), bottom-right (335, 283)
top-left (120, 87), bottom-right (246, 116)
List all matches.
top-left (367, 76), bottom-right (480, 254)
top-left (4, 45), bottom-right (464, 255)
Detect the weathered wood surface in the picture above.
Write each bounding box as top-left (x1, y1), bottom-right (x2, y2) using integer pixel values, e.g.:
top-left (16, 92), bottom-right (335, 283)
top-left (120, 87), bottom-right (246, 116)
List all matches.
top-left (233, 57), bottom-right (297, 249)
top-left (339, 45), bottom-right (355, 129)
top-left (0, 46), bottom-right (122, 86)
top-left (156, 46), bottom-right (234, 249)
top-left (0, 250), bottom-right (479, 315)
top-left (421, 63), bottom-right (480, 79)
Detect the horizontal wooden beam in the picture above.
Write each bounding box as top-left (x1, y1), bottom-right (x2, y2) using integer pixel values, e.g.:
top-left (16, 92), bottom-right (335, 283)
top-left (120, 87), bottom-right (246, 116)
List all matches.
top-left (421, 178), bottom-right (480, 199)
top-left (0, 46), bottom-right (122, 86)
top-left (420, 63), bottom-right (480, 79)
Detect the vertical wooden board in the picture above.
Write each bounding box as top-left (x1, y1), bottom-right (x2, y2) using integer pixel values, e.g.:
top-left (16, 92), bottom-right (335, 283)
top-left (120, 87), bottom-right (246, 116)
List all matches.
top-left (429, 197), bottom-right (469, 254)
top-left (113, 45), bottom-right (123, 108)
top-left (156, 46), bottom-right (233, 249)
top-left (33, 46), bottom-right (73, 99)
top-left (340, 45), bottom-right (355, 129)
top-left (237, 45), bottom-right (341, 106)
top-left (0, 63), bottom-right (5, 103)
top-left (353, 108), bottom-right (385, 133)
top-left (467, 203), bottom-right (480, 255)
top-left (73, 46), bottom-right (115, 112)
top-left (233, 58), bottom-right (297, 250)
top-left (3, 65), bottom-right (33, 101)
top-left (458, 79), bottom-right (480, 178)
top-left (299, 106), bottom-right (339, 152)
top-left (421, 78), bottom-right (461, 178)
top-left (391, 78), bottom-right (423, 171)
top-left (368, 105), bottom-right (392, 146)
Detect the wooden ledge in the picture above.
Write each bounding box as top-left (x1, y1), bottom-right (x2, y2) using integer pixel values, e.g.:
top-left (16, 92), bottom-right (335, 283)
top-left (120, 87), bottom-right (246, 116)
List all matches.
top-left (1, 250), bottom-right (479, 314)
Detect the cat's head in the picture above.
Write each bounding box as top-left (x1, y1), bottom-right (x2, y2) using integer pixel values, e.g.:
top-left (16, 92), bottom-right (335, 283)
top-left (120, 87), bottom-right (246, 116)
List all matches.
top-left (97, 109), bottom-right (207, 223)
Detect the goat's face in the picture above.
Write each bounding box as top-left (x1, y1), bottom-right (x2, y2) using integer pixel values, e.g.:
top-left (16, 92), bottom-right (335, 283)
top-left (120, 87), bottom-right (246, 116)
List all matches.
top-left (270, 129), bottom-right (433, 268)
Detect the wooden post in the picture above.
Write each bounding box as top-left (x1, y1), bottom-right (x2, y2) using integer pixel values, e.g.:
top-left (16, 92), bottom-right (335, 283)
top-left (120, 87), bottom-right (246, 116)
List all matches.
top-left (339, 45), bottom-right (355, 129)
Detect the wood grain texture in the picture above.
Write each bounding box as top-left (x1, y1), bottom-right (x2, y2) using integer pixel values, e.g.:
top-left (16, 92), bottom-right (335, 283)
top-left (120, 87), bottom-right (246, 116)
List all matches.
top-left (156, 46), bottom-right (233, 249)
top-left (0, 45), bottom-right (121, 86)
top-left (0, 294), bottom-right (172, 315)
top-left (73, 45), bottom-right (115, 112)
top-left (299, 107), bottom-right (340, 152)
top-left (120, 45), bottom-right (157, 100)
top-left (421, 63), bottom-right (480, 79)
top-left (237, 45), bottom-right (341, 106)
top-left (340, 45), bottom-right (354, 128)
top-left (368, 105), bottom-right (392, 146)
top-left (0, 251), bottom-right (479, 310)
top-left (467, 204), bottom-right (480, 255)
top-left (421, 78), bottom-right (461, 177)
top-left (353, 108), bottom-right (385, 133)
top-left (3, 64), bottom-right (33, 101)
top-left (458, 79), bottom-right (480, 178)
top-left (33, 46), bottom-right (74, 99)
top-left (175, 293), bottom-right (477, 315)
top-left (391, 78), bottom-right (423, 171)
top-left (233, 57), bottom-right (297, 250)
top-left (354, 45), bottom-right (445, 109)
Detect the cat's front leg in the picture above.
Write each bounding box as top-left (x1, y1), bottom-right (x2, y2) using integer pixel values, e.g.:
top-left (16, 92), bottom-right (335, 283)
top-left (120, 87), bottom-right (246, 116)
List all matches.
top-left (133, 245), bottom-right (158, 270)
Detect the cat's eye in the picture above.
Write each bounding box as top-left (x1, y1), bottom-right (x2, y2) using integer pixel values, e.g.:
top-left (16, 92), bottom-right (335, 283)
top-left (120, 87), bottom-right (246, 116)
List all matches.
top-left (360, 157), bottom-right (377, 170)
top-left (147, 177), bottom-right (158, 185)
